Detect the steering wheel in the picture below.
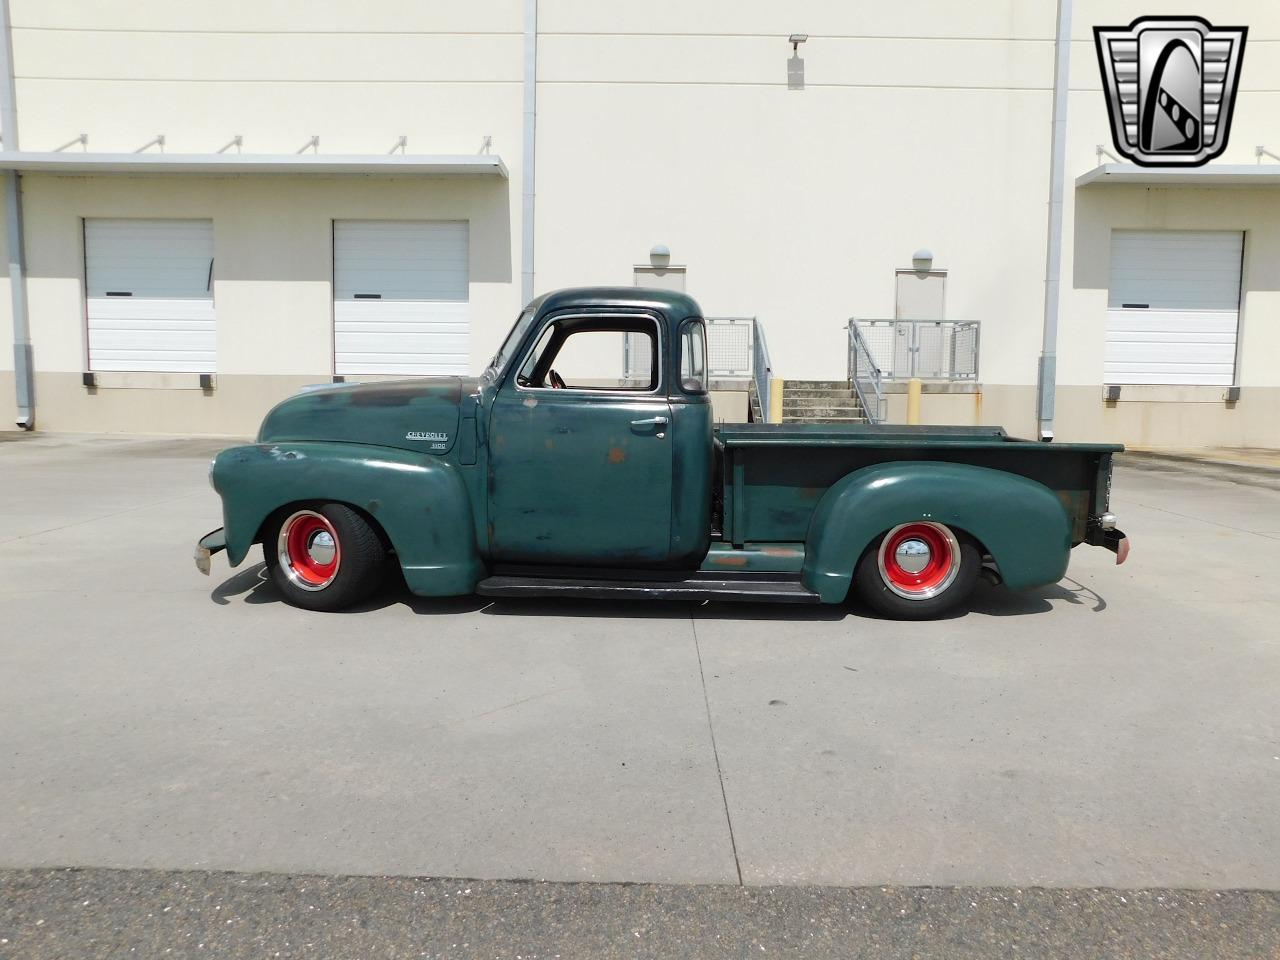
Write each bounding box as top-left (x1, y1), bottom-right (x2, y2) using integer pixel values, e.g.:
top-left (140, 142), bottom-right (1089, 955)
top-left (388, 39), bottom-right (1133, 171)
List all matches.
top-left (548, 369), bottom-right (566, 390)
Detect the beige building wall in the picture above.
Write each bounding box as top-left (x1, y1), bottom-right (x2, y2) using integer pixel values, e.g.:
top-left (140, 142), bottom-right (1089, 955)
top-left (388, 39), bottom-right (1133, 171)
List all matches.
top-left (7, 0), bottom-right (523, 155)
top-left (2, 0), bottom-right (524, 435)
top-left (533, 1), bottom-right (1055, 391)
top-left (0, 0), bottom-right (1278, 446)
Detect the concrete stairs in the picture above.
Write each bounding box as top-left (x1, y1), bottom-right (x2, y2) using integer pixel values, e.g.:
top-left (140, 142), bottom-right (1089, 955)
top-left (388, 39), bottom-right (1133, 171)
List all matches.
top-left (781, 380), bottom-right (867, 424)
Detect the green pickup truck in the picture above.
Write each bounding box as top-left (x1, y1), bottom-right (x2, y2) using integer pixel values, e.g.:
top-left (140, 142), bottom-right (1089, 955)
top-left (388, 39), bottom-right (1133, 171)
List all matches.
top-left (197, 287), bottom-right (1128, 620)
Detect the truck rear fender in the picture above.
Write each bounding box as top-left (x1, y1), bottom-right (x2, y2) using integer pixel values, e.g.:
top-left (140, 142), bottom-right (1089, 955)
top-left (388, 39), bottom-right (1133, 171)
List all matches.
top-left (212, 442), bottom-right (483, 597)
top-left (802, 461), bottom-right (1071, 603)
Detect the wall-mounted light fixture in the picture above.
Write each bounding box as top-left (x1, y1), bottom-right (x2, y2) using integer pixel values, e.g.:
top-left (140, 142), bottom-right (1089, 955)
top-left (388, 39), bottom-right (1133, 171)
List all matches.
top-left (787, 35), bottom-right (808, 91)
top-left (911, 248), bottom-right (934, 273)
top-left (649, 243), bottom-right (671, 267)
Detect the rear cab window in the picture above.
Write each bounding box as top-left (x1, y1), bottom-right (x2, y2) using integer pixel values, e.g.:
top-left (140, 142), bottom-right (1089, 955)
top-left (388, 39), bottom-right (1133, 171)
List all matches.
top-left (680, 319), bottom-right (708, 394)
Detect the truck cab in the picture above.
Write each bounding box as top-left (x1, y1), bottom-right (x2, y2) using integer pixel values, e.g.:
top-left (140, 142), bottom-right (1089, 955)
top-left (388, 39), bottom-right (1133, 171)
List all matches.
top-left (484, 289), bottom-right (713, 568)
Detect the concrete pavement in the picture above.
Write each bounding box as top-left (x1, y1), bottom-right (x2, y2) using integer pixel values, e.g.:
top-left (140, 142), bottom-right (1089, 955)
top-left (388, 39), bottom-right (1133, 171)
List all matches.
top-left (0, 434), bottom-right (1278, 891)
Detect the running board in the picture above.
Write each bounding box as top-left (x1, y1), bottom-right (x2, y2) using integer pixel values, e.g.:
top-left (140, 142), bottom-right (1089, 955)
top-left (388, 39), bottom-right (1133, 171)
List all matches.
top-left (476, 574), bottom-right (822, 604)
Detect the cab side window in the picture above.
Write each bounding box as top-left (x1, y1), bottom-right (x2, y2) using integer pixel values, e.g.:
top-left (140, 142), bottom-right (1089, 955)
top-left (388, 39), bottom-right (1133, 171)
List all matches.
top-left (516, 316), bottom-right (660, 392)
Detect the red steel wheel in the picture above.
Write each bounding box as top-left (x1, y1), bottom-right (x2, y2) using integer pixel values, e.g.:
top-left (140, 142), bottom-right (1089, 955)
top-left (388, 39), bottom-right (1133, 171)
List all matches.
top-left (876, 521), bottom-right (961, 601)
top-left (277, 509), bottom-right (342, 591)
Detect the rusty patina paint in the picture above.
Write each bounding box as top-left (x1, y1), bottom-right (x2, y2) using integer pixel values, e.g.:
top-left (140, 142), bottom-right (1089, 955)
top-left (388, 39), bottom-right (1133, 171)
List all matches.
top-left (258, 377), bottom-right (477, 457)
top-left (698, 543), bottom-right (806, 573)
top-left (350, 379), bottom-right (463, 406)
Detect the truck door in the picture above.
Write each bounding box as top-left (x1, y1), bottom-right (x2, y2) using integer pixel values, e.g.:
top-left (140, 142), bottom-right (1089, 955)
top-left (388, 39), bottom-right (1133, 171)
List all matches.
top-left (487, 312), bottom-right (674, 565)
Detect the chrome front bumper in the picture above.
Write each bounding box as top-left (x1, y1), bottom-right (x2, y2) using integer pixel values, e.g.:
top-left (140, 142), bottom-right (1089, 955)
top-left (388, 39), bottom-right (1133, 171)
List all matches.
top-left (194, 527), bottom-right (228, 575)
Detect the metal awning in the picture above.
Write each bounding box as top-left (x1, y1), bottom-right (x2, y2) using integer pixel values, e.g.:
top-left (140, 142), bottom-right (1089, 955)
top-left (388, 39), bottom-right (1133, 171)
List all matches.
top-left (1076, 163), bottom-right (1280, 188)
top-left (0, 151), bottom-right (508, 178)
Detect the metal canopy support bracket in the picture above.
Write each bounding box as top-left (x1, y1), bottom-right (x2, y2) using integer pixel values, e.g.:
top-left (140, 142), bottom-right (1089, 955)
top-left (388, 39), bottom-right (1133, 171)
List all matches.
top-left (54, 133), bottom-right (87, 152)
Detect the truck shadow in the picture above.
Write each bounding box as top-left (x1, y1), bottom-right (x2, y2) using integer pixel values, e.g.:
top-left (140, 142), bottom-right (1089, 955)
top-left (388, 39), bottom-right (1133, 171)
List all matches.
top-left (209, 562), bottom-right (492, 616)
top-left (208, 563), bottom-right (272, 606)
top-left (210, 565), bottom-right (1106, 620)
top-left (963, 577), bottom-right (1107, 617)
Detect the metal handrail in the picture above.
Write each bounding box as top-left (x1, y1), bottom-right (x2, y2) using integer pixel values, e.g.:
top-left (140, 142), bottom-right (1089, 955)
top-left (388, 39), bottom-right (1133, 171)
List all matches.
top-left (850, 318), bottom-right (980, 381)
top-left (752, 320), bottom-right (773, 421)
top-left (847, 320), bottom-right (885, 424)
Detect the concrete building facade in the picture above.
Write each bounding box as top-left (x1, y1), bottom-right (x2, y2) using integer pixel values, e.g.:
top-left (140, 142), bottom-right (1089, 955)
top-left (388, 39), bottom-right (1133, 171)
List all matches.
top-left (1, 0), bottom-right (1278, 446)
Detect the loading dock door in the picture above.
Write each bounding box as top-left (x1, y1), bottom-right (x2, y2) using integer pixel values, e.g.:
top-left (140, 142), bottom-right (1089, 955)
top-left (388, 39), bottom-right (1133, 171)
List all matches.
top-left (1106, 230), bottom-right (1243, 385)
top-left (84, 218), bottom-right (215, 372)
top-left (333, 220), bottom-right (469, 376)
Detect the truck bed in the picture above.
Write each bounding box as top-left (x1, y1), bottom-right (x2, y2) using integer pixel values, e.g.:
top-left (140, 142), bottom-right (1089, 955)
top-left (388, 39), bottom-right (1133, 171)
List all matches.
top-left (714, 423), bottom-right (1121, 546)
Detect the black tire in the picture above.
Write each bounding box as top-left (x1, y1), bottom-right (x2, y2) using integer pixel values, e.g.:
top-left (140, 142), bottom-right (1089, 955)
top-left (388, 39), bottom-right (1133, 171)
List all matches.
top-left (852, 521), bottom-right (981, 620)
top-left (263, 503), bottom-right (387, 612)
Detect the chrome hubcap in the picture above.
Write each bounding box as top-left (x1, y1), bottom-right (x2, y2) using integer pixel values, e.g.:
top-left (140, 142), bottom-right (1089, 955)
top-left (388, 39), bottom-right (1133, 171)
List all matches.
top-left (307, 531), bottom-right (336, 566)
top-left (877, 521), bottom-right (962, 601)
top-left (894, 538), bottom-right (931, 574)
top-left (277, 509), bottom-right (342, 592)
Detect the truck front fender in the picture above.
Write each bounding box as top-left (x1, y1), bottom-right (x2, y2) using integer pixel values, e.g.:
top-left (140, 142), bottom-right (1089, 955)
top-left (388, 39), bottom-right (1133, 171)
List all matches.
top-left (802, 461), bottom-right (1071, 603)
top-left (212, 441), bottom-right (483, 597)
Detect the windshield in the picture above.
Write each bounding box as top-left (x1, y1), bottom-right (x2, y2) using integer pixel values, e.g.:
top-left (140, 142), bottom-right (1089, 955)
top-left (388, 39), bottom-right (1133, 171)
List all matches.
top-left (485, 307), bottom-right (538, 379)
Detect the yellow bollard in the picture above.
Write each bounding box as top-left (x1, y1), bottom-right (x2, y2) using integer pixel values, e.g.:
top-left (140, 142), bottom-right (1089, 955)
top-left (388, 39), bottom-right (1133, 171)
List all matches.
top-left (906, 377), bottom-right (922, 425)
top-left (769, 379), bottom-right (784, 424)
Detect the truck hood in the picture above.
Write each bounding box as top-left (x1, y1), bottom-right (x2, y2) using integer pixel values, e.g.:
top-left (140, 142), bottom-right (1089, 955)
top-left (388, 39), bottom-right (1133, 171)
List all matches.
top-left (257, 377), bottom-right (481, 456)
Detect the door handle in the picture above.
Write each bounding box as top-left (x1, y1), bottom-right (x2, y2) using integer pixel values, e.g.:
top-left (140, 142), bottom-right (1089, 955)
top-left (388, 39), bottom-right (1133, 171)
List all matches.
top-left (630, 415), bottom-right (669, 437)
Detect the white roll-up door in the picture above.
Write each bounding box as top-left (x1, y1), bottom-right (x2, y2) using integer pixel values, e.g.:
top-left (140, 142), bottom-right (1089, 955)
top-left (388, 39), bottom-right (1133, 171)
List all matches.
top-left (84, 219), bottom-right (215, 372)
top-left (1106, 230), bottom-right (1243, 385)
top-left (333, 221), bottom-right (469, 376)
